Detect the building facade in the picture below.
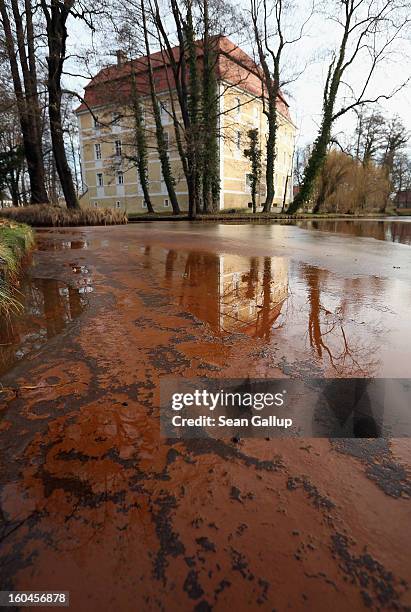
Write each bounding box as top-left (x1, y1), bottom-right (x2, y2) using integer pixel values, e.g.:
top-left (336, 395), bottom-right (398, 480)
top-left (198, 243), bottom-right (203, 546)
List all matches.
top-left (76, 37), bottom-right (296, 214)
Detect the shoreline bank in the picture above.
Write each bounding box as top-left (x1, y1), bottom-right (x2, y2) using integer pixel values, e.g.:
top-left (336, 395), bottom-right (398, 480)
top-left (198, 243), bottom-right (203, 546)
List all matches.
top-left (0, 220), bottom-right (34, 314)
top-left (128, 211), bottom-right (401, 223)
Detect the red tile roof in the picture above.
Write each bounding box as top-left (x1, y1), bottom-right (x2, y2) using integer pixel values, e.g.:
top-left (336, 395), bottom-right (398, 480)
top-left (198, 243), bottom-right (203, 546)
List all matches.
top-left (75, 35), bottom-right (292, 122)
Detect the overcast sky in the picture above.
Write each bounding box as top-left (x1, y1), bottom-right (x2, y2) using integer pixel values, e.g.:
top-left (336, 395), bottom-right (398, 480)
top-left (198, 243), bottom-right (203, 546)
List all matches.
top-left (67, 0), bottom-right (411, 150)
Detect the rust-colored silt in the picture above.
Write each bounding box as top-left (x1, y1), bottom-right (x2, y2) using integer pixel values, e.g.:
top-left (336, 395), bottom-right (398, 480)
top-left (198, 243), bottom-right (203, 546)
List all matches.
top-left (0, 221), bottom-right (410, 611)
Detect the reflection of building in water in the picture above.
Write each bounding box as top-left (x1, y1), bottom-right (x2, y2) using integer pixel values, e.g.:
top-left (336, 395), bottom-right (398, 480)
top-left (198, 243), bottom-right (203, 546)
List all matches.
top-left (218, 255), bottom-right (288, 336)
top-left (0, 277), bottom-right (91, 377)
top-left (170, 251), bottom-right (288, 337)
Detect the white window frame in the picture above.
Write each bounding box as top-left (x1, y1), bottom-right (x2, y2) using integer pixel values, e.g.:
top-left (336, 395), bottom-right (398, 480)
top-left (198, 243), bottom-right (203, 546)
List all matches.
top-left (160, 100), bottom-right (170, 125)
top-left (164, 198), bottom-right (170, 208)
top-left (137, 173), bottom-right (143, 195)
top-left (235, 97), bottom-right (241, 117)
top-left (115, 140), bottom-right (122, 157)
top-left (160, 167), bottom-right (167, 194)
top-left (115, 201), bottom-right (121, 209)
top-left (93, 116), bottom-right (100, 129)
top-left (117, 170), bottom-right (124, 185)
top-left (96, 173), bottom-right (104, 187)
top-left (245, 173), bottom-right (253, 194)
top-left (95, 143), bottom-right (101, 160)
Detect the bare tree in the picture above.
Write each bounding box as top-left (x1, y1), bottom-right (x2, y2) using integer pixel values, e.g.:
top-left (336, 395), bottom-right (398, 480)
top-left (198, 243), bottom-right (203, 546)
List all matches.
top-left (250, 0), bottom-right (312, 212)
top-left (0, 0), bottom-right (49, 203)
top-left (141, 0), bottom-right (180, 214)
top-left (152, 0), bottom-right (202, 218)
top-left (354, 108), bottom-right (386, 165)
top-left (39, 0), bottom-right (80, 209)
top-left (288, 0), bottom-right (410, 213)
top-left (0, 101), bottom-right (24, 206)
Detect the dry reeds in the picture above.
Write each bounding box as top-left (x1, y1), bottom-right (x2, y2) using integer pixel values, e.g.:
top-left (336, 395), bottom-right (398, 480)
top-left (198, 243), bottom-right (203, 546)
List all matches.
top-left (0, 205), bottom-right (128, 227)
top-left (0, 220), bottom-right (34, 315)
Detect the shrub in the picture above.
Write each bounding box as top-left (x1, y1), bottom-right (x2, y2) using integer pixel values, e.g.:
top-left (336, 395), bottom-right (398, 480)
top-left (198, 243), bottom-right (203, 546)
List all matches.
top-left (0, 205), bottom-right (128, 227)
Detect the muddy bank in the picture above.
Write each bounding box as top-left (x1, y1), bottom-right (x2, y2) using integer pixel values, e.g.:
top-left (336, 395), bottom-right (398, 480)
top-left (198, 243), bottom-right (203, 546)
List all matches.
top-left (0, 223), bottom-right (410, 611)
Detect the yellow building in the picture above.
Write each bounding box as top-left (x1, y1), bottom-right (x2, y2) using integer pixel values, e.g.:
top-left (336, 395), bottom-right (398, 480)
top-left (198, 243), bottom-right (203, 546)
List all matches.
top-left (75, 37), bottom-right (296, 214)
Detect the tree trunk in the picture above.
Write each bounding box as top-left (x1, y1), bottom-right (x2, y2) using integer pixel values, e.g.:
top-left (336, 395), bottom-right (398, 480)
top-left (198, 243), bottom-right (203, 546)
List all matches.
top-left (185, 0), bottom-right (202, 217)
top-left (287, 59), bottom-right (339, 214)
top-left (41, 0), bottom-right (79, 209)
top-left (154, 0), bottom-right (201, 218)
top-left (287, 116), bottom-right (332, 214)
top-left (141, 0), bottom-right (180, 215)
top-left (0, 0), bottom-right (49, 204)
top-left (287, 6), bottom-right (353, 214)
top-left (48, 85), bottom-right (78, 208)
top-left (263, 95), bottom-right (278, 212)
top-left (201, 0), bottom-right (219, 213)
top-left (130, 66), bottom-right (154, 213)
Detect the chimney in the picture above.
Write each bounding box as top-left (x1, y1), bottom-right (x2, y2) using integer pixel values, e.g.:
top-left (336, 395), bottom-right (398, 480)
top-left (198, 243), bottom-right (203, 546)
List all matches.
top-left (116, 50), bottom-right (127, 66)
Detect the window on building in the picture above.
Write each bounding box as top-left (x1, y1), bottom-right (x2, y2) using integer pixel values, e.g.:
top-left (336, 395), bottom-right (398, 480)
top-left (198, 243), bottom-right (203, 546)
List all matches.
top-left (117, 171), bottom-right (124, 185)
top-left (95, 143), bottom-right (101, 160)
top-left (164, 199), bottom-right (170, 208)
top-left (115, 140), bottom-right (122, 157)
top-left (94, 201), bottom-right (99, 208)
top-left (116, 201), bottom-right (121, 209)
top-left (245, 173), bottom-right (253, 193)
top-left (160, 101), bottom-right (169, 123)
top-left (164, 131), bottom-right (169, 149)
top-left (160, 168), bottom-right (166, 193)
top-left (93, 116), bottom-right (100, 129)
top-left (236, 131), bottom-right (241, 151)
top-left (254, 106), bottom-right (259, 120)
top-left (112, 112), bottom-right (121, 124)
top-left (97, 173), bottom-right (103, 187)
top-left (142, 200), bottom-right (147, 209)
top-left (235, 97), bottom-right (241, 116)
top-left (137, 174), bottom-right (143, 194)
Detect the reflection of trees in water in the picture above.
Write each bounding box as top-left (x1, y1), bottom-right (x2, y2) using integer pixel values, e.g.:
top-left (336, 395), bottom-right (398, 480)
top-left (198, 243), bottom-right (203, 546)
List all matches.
top-left (253, 257), bottom-right (285, 340)
top-left (0, 278), bottom-right (88, 376)
top-left (143, 245), bottom-right (152, 269)
top-left (36, 237), bottom-right (88, 251)
top-left (245, 257), bottom-right (259, 300)
top-left (181, 252), bottom-right (221, 330)
top-left (164, 250), bottom-right (178, 281)
top-left (303, 265), bottom-right (379, 375)
top-left (163, 250), bottom-right (288, 338)
top-left (297, 219), bottom-right (410, 245)
top-left (390, 221), bottom-right (411, 245)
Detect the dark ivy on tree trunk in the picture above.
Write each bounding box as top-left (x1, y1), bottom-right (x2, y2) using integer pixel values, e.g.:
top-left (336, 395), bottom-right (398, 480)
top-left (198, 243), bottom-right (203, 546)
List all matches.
top-left (41, 0), bottom-right (79, 209)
